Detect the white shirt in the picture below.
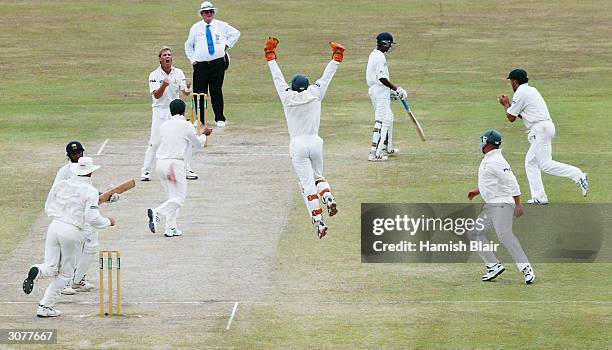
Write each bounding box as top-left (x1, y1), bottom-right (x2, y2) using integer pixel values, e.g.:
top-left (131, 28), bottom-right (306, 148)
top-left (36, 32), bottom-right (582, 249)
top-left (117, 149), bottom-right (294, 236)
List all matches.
top-left (45, 176), bottom-right (111, 230)
top-left (52, 162), bottom-right (73, 188)
top-left (185, 19), bottom-right (240, 63)
top-left (478, 149), bottom-right (521, 204)
top-left (149, 66), bottom-right (189, 108)
top-left (156, 114), bottom-right (206, 160)
top-left (366, 49), bottom-right (390, 90)
top-left (506, 83), bottom-right (552, 129)
top-left (268, 60), bottom-right (339, 139)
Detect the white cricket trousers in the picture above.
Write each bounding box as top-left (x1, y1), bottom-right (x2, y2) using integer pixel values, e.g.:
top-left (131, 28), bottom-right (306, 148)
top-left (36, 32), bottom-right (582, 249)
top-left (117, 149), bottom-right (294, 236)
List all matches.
top-left (34, 220), bottom-right (83, 307)
top-left (290, 135), bottom-right (332, 222)
top-left (155, 158), bottom-right (187, 231)
top-left (72, 229), bottom-right (99, 285)
top-left (467, 204), bottom-right (531, 271)
top-left (369, 86), bottom-right (394, 155)
top-left (142, 107), bottom-right (171, 173)
top-left (525, 121), bottom-right (583, 200)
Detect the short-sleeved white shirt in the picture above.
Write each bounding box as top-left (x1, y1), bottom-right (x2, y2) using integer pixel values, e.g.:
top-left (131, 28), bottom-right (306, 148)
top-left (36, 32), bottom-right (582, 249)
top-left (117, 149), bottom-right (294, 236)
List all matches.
top-left (148, 66), bottom-right (188, 108)
top-left (478, 149), bottom-right (521, 204)
top-left (506, 83), bottom-right (552, 129)
top-left (366, 49), bottom-right (390, 89)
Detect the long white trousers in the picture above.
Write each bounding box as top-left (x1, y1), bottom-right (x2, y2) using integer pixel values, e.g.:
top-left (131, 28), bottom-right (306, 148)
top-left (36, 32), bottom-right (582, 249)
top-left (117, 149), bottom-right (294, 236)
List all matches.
top-left (155, 158), bottom-right (187, 231)
top-left (369, 86), bottom-right (394, 155)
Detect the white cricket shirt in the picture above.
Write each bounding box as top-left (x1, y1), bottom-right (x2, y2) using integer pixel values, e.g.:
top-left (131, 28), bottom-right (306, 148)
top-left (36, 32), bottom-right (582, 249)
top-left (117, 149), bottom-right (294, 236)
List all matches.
top-left (149, 66), bottom-right (188, 108)
top-left (45, 176), bottom-right (111, 230)
top-left (366, 49), bottom-right (390, 90)
top-left (155, 114), bottom-right (206, 160)
top-left (268, 60), bottom-right (339, 139)
top-left (52, 162), bottom-right (73, 188)
top-left (478, 149), bottom-right (521, 204)
top-left (185, 19), bottom-right (240, 63)
top-left (506, 83), bottom-right (552, 129)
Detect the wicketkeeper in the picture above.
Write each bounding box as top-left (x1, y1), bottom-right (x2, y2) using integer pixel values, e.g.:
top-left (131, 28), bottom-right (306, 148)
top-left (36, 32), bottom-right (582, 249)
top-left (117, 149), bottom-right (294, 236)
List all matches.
top-left (264, 37), bottom-right (342, 238)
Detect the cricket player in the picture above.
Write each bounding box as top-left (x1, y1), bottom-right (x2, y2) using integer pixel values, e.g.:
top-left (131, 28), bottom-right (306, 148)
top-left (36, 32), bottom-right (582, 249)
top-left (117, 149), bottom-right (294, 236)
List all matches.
top-left (467, 130), bottom-right (535, 284)
top-left (264, 37), bottom-right (342, 238)
top-left (366, 32), bottom-right (408, 161)
top-left (22, 157), bottom-right (116, 317)
top-left (52, 142), bottom-right (120, 295)
top-left (142, 46), bottom-right (197, 182)
top-left (499, 69), bottom-right (588, 204)
top-left (147, 99), bottom-right (212, 237)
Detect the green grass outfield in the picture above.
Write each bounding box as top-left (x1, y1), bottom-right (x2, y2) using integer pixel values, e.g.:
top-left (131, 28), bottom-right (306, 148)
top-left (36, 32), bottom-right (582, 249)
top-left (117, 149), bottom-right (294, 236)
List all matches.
top-left (1, 0), bottom-right (610, 348)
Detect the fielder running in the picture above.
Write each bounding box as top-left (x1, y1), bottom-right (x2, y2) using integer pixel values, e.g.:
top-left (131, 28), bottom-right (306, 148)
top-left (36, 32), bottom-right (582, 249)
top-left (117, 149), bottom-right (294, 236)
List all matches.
top-left (366, 32), bottom-right (408, 161)
top-left (22, 157), bottom-right (116, 317)
top-left (264, 37), bottom-right (342, 238)
top-left (498, 68), bottom-right (588, 204)
top-left (147, 99), bottom-right (212, 237)
top-left (52, 142), bottom-right (120, 296)
top-left (142, 46), bottom-right (196, 182)
top-left (467, 130), bottom-right (535, 284)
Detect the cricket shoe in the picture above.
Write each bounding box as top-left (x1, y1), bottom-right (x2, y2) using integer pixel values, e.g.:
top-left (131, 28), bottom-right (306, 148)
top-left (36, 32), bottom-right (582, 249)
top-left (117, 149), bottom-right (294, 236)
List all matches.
top-left (147, 208), bottom-right (160, 233)
top-left (368, 153), bottom-right (389, 162)
top-left (386, 148), bottom-right (400, 156)
top-left (72, 277), bottom-right (94, 292)
top-left (522, 265), bottom-right (535, 284)
top-left (315, 220), bottom-right (328, 239)
top-left (61, 286), bottom-right (76, 295)
top-left (482, 263), bottom-right (505, 281)
top-left (186, 170), bottom-right (199, 180)
top-left (577, 173), bottom-right (589, 197)
top-left (37, 304), bottom-right (61, 318)
top-left (140, 171), bottom-right (151, 181)
top-left (527, 198), bottom-right (548, 205)
top-left (217, 121), bottom-right (226, 128)
top-left (22, 266), bottom-right (39, 294)
top-left (164, 227), bottom-right (183, 237)
top-left (324, 196), bottom-right (338, 217)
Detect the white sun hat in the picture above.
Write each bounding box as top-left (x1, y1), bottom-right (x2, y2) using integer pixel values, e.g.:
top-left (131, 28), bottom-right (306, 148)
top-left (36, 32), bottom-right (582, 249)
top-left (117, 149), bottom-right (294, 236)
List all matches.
top-left (200, 1), bottom-right (216, 13)
top-left (70, 157), bottom-right (101, 176)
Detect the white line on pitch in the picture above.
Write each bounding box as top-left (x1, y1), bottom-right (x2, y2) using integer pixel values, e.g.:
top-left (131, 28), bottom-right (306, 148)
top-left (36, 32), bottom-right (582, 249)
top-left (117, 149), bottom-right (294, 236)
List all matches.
top-left (226, 302), bottom-right (239, 331)
top-left (96, 138), bottom-right (110, 155)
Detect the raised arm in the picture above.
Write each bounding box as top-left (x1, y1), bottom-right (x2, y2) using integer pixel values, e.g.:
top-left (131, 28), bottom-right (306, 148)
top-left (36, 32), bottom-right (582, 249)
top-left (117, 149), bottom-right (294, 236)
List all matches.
top-left (311, 42), bottom-right (344, 99)
top-left (264, 37), bottom-right (290, 96)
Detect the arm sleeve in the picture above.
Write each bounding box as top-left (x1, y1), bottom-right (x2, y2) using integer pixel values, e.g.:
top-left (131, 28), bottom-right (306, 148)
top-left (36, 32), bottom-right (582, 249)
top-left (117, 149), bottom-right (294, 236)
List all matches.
top-left (186, 123), bottom-right (206, 148)
top-left (311, 60), bottom-right (339, 99)
top-left (224, 23), bottom-right (240, 48)
top-left (178, 70), bottom-right (191, 94)
top-left (149, 72), bottom-right (158, 94)
top-left (375, 58), bottom-right (388, 81)
top-left (493, 161), bottom-right (521, 197)
top-left (506, 90), bottom-right (525, 117)
top-left (184, 26), bottom-right (196, 63)
top-left (84, 188), bottom-right (111, 229)
top-left (267, 60), bottom-right (290, 98)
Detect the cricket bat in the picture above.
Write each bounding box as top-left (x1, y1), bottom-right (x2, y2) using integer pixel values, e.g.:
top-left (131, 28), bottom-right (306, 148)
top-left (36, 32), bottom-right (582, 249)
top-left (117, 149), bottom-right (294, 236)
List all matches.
top-left (99, 179), bottom-right (136, 204)
top-left (401, 99), bottom-right (426, 142)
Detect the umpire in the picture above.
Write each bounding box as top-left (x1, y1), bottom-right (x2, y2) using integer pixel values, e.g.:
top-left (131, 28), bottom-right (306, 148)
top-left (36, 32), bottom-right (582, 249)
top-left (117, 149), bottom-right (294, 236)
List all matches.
top-left (185, 1), bottom-right (240, 128)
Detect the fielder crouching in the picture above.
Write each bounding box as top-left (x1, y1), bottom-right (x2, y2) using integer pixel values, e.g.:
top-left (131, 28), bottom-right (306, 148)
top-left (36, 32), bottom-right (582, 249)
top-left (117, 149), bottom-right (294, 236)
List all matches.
top-left (264, 37), bottom-right (342, 238)
top-left (147, 99), bottom-right (212, 237)
top-left (22, 157), bottom-right (116, 317)
top-left (467, 130), bottom-right (535, 284)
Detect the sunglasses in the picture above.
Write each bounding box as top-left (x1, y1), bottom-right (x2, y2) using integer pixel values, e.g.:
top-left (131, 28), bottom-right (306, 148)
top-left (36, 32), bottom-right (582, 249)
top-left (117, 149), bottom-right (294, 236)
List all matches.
top-left (202, 10), bottom-right (215, 14)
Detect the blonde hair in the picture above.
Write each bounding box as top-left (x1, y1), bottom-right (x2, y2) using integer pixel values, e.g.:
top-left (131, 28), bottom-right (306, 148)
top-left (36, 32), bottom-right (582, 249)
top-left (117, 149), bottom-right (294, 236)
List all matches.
top-left (158, 46), bottom-right (172, 57)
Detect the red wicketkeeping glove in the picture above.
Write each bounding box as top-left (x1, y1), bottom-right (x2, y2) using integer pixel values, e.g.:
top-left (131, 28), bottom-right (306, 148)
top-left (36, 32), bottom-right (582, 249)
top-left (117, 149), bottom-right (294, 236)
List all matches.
top-left (330, 42), bottom-right (345, 62)
top-left (264, 37), bottom-right (279, 61)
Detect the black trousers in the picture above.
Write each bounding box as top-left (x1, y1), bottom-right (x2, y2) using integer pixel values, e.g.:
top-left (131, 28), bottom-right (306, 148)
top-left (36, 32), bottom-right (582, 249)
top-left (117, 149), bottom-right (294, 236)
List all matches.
top-left (192, 56), bottom-right (228, 123)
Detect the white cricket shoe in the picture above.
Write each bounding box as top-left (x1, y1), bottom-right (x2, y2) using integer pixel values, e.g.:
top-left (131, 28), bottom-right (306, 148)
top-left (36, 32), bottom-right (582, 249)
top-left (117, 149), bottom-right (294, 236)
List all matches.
top-left (164, 227), bottom-right (183, 237)
top-left (315, 220), bottom-right (328, 239)
top-left (37, 304), bottom-right (61, 318)
top-left (386, 148), bottom-right (400, 156)
top-left (217, 121), bottom-right (226, 128)
top-left (72, 277), bottom-right (94, 292)
top-left (522, 265), bottom-right (535, 284)
top-left (186, 170), bottom-right (199, 180)
top-left (140, 171), bottom-right (151, 181)
top-left (481, 263), bottom-right (505, 281)
top-left (577, 173), bottom-right (589, 197)
top-left (61, 286), bottom-right (76, 295)
top-left (22, 266), bottom-right (39, 295)
top-left (324, 196), bottom-right (338, 217)
top-left (527, 198), bottom-right (548, 205)
top-left (147, 208), bottom-right (160, 233)
top-left (368, 153), bottom-right (389, 162)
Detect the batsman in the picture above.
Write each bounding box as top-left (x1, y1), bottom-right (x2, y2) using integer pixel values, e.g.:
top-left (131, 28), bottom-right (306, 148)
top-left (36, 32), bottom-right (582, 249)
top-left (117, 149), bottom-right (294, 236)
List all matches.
top-left (264, 37), bottom-right (343, 238)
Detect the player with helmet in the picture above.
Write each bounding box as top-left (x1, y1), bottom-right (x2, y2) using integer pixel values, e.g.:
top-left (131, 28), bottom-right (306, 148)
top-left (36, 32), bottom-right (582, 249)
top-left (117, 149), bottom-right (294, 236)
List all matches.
top-left (264, 37), bottom-right (344, 238)
top-left (467, 130), bottom-right (535, 284)
top-left (366, 32), bottom-right (408, 161)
